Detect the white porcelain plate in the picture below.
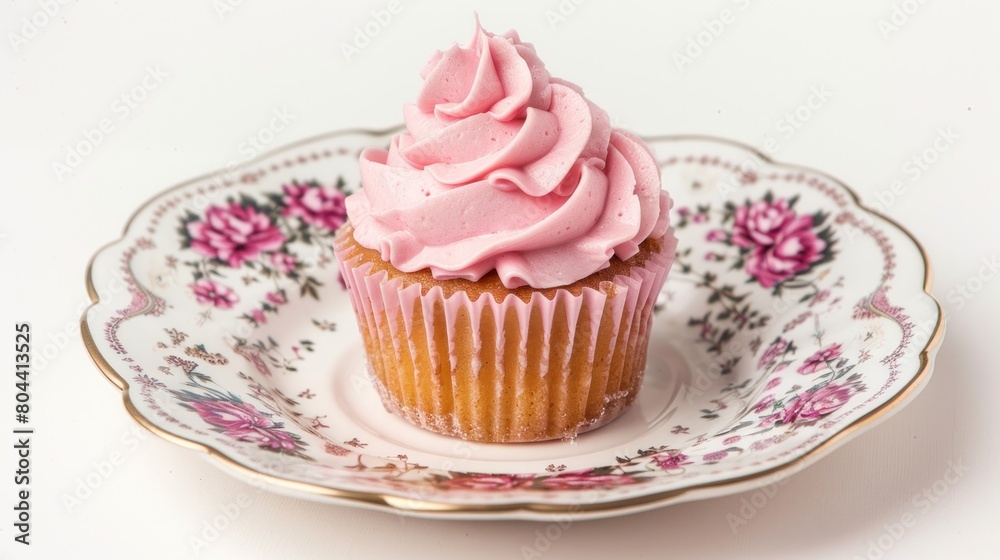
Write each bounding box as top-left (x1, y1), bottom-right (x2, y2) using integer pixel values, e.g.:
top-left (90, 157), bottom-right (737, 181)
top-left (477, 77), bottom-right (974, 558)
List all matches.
top-left (82, 130), bottom-right (944, 520)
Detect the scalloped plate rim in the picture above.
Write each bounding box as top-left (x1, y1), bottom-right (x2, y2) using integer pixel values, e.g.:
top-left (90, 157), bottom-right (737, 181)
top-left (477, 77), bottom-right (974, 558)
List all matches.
top-left (80, 129), bottom-right (945, 521)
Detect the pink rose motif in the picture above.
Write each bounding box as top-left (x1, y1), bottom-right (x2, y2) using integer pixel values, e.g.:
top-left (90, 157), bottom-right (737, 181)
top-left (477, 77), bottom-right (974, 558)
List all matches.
top-left (754, 394), bottom-right (776, 413)
top-left (797, 344), bottom-right (842, 374)
top-left (443, 474), bottom-right (534, 491)
top-left (733, 199), bottom-right (798, 248)
top-left (270, 252), bottom-right (297, 273)
top-left (250, 309), bottom-right (267, 324)
top-left (190, 279), bottom-right (239, 309)
top-left (265, 291), bottom-right (286, 306)
top-left (733, 199), bottom-right (827, 288)
top-left (757, 338), bottom-right (789, 370)
top-left (649, 452), bottom-right (692, 471)
top-left (765, 377), bottom-right (782, 390)
top-left (187, 203), bottom-right (285, 267)
top-left (745, 230), bottom-right (826, 288)
top-left (282, 181), bottom-right (347, 231)
top-left (190, 400), bottom-right (296, 452)
top-left (723, 435), bottom-right (741, 445)
top-left (779, 383), bottom-right (854, 424)
top-left (540, 469), bottom-right (641, 490)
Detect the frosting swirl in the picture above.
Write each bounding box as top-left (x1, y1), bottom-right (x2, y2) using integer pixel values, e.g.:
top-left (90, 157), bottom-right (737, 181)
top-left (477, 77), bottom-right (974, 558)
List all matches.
top-left (346, 19), bottom-right (671, 289)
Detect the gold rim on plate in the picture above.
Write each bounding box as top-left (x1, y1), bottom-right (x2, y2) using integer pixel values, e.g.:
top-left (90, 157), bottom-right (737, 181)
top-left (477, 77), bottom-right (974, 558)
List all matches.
top-left (80, 129), bottom-right (945, 518)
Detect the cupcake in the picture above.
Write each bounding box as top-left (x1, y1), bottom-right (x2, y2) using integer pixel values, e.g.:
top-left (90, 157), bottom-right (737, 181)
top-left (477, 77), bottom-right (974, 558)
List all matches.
top-left (334, 19), bottom-right (677, 442)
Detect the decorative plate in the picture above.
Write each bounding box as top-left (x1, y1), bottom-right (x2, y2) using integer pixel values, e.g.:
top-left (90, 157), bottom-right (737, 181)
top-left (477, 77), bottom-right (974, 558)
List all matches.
top-left (82, 129), bottom-right (944, 520)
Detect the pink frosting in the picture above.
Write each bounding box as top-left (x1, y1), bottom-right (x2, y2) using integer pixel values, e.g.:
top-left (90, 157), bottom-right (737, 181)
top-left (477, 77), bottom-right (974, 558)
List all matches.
top-left (346, 19), bottom-right (671, 289)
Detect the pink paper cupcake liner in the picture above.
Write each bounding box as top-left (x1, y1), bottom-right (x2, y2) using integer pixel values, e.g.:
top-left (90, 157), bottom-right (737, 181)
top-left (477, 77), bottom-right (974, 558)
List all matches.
top-left (334, 230), bottom-right (677, 442)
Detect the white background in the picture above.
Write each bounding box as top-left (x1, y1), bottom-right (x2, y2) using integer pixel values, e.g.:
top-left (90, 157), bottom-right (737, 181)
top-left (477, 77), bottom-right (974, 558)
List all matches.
top-left (1, 0), bottom-right (998, 558)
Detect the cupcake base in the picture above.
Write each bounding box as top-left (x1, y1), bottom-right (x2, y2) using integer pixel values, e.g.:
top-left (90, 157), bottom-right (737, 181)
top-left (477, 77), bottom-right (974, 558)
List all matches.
top-left (334, 225), bottom-right (677, 443)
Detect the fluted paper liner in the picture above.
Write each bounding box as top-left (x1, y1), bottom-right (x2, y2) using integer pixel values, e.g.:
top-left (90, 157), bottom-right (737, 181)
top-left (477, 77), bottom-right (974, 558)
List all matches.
top-left (334, 230), bottom-right (677, 443)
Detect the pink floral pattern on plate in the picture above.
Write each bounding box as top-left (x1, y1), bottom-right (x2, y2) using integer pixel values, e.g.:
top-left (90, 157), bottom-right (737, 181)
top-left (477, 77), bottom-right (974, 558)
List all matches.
top-left (82, 131), bottom-right (942, 520)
